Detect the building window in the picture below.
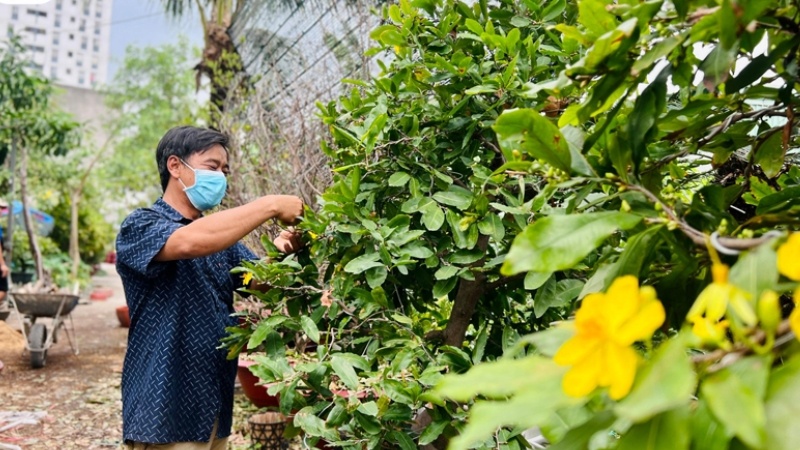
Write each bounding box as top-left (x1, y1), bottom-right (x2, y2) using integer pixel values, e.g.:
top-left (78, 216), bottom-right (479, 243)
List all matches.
top-left (72, 0), bottom-right (76, 5)
top-left (51, 51), bottom-right (57, 63)
top-left (69, 33), bottom-right (74, 40)
top-left (94, 22), bottom-right (100, 35)
top-left (50, 67), bottom-right (57, 79)
top-left (70, 16), bottom-right (75, 23)
top-left (26, 45), bottom-right (45, 53)
top-left (53, 32), bottom-right (59, 45)
top-left (55, 15), bottom-right (61, 27)
top-left (96, 10), bottom-right (101, 18)
top-left (56, 0), bottom-right (62, 10)
top-left (11, 7), bottom-right (18, 20)
top-left (92, 39), bottom-right (99, 52)
top-left (81, 37), bottom-right (87, 50)
top-left (24, 27), bottom-right (46, 36)
top-left (66, 68), bottom-right (71, 74)
top-left (28, 62), bottom-right (43, 72)
top-left (78, 72), bottom-right (84, 85)
top-left (6, 25), bottom-right (13, 39)
top-left (79, 19), bottom-right (86, 32)
top-left (77, 58), bottom-right (83, 67)
top-left (27, 9), bottom-right (47, 18)
top-left (67, 51), bottom-right (73, 57)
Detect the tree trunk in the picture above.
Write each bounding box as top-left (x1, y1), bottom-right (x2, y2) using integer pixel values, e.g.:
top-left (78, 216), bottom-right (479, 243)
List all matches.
top-left (4, 137), bottom-right (17, 276)
top-left (442, 235), bottom-right (490, 347)
top-left (19, 146), bottom-right (44, 285)
top-left (69, 191), bottom-right (80, 280)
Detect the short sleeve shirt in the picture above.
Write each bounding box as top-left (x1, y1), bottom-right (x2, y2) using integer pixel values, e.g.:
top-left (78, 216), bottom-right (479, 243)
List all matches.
top-left (115, 198), bottom-right (255, 444)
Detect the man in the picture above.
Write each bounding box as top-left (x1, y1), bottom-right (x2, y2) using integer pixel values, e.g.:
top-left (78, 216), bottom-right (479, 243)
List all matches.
top-left (115, 126), bottom-right (304, 450)
top-left (0, 199), bottom-right (10, 306)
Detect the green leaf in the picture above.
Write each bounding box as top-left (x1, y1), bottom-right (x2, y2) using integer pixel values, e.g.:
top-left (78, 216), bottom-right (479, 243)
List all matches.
top-left (494, 108), bottom-right (572, 174)
top-left (344, 253), bottom-right (383, 274)
top-left (541, 0), bottom-right (566, 22)
top-left (435, 265), bottom-right (460, 280)
top-left (433, 277), bottom-right (458, 298)
top-left (463, 18), bottom-right (483, 36)
top-left (331, 354), bottom-right (360, 390)
top-left (756, 185), bottom-right (800, 215)
top-left (248, 321), bottom-right (272, 350)
top-left (616, 407), bottom-right (690, 450)
top-left (547, 411), bottom-right (615, 450)
top-left (365, 266), bottom-right (387, 289)
top-left (755, 131), bottom-right (785, 179)
top-left (502, 212), bottom-right (642, 275)
top-left (525, 271), bottom-right (552, 290)
top-left (388, 171), bottom-right (411, 186)
top-left (389, 430), bottom-right (417, 450)
top-left (700, 44), bottom-right (738, 90)
top-left (701, 366), bottom-right (766, 448)
top-left (578, 0), bottom-right (618, 38)
top-left (717, 0), bottom-right (737, 50)
top-left (433, 185), bottom-right (474, 210)
top-left (419, 419), bottom-right (448, 445)
top-left (477, 213), bottom-right (505, 242)
top-left (434, 356), bottom-right (565, 401)
top-left (293, 407), bottom-right (340, 441)
top-left (727, 37), bottom-right (800, 92)
top-left (765, 355), bottom-right (800, 449)
top-left (616, 335), bottom-right (696, 422)
top-left (534, 278), bottom-right (583, 318)
top-left (446, 359), bottom-right (577, 449)
top-left (605, 226), bottom-right (663, 284)
top-left (300, 316), bottom-right (320, 343)
top-left (419, 198), bottom-right (446, 231)
top-left (690, 400), bottom-right (729, 450)
top-left (729, 242), bottom-right (778, 300)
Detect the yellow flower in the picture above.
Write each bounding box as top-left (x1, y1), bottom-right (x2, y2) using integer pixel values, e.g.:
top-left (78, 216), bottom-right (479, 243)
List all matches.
top-left (687, 263), bottom-right (756, 332)
top-left (791, 290), bottom-right (800, 342)
top-left (242, 272), bottom-right (253, 286)
top-left (778, 233), bottom-right (800, 281)
top-left (690, 316), bottom-right (730, 345)
top-left (554, 276), bottom-right (665, 400)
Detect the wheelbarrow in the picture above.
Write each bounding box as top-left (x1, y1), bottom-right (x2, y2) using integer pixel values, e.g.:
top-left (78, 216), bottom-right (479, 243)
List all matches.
top-left (9, 292), bottom-right (80, 369)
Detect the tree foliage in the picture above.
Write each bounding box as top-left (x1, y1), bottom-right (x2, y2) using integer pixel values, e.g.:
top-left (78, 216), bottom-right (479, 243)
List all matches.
top-left (226, 0), bottom-right (800, 449)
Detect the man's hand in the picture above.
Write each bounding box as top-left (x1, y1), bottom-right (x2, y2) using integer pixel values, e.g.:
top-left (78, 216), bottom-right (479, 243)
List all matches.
top-left (268, 195), bottom-right (304, 225)
top-left (0, 264), bottom-right (8, 278)
top-left (273, 230), bottom-right (304, 254)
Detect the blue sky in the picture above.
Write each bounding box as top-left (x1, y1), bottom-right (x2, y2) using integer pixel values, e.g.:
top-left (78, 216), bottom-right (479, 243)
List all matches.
top-left (108, 1), bottom-right (203, 79)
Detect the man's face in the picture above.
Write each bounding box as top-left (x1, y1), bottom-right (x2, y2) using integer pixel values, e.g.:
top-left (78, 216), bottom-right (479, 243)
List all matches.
top-left (179, 144), bottom-right (230, 187)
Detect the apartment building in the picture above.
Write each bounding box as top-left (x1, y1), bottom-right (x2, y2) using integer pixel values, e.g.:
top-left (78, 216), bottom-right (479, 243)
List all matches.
top-left (0, 0), bottom-right (113, 89)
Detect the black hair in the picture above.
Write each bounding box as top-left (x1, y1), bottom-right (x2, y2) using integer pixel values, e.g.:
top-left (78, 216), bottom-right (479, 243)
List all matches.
top-left (156, 126), bottom-right (229, 192)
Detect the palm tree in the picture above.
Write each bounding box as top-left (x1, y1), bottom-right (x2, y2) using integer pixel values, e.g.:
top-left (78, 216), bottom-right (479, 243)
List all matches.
top-left (157, 0), bottom-right (307, 125)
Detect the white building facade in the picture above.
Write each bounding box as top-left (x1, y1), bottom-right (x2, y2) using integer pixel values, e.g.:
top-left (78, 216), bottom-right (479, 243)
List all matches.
top-left (0, 0), bottom-right (113, 89)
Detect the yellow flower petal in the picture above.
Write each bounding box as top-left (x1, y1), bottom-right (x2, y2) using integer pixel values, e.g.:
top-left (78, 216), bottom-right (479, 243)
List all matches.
top-left (604, 276), bottom-right (641, 329)
top-left (778, 233), bottom-right (800, 281)
top-left (691, 317), bottom-right (729, 345)
top-left (242, 272), bottom-right (253, 286)
top-left (790, 308), bottom-right (800, 342)
top-left (561, 350), bottom-right (602, 398)
top-left (728, 288), bottom-right (757, 326)
top-left (605, 344), bottom-right (639, 400)
top-left (554, 334), bottom-right (601, 366)
top-left (616, 295), bottom-right (665, 345)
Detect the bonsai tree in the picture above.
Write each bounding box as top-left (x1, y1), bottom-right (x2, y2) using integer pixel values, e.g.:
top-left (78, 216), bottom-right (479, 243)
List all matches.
top-left (225, 0), bottom-right (800, 448)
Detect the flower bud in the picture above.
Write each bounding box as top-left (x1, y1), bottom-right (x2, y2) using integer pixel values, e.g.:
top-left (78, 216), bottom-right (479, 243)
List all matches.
top-left (758, 290), bottom-right (781, 333)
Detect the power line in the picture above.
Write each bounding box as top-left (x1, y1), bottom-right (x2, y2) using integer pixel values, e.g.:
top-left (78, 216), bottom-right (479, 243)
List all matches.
top-left (264, 14), bottom-right (370, 106)
top-left (241, 3), bottom-right (304, 72)
top-left (249, 2), bottom-right (337, 83)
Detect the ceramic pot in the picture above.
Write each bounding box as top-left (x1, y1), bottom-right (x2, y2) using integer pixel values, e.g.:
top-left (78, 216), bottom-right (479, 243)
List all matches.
top-left (116, 306), bottom-right (130, 328)
top-left (237, 359), bottom-right (280, 408)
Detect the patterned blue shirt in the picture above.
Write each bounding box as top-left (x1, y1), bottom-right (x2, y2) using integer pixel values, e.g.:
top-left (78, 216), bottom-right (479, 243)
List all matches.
top-left (116, 198), bottom-right (255, 444)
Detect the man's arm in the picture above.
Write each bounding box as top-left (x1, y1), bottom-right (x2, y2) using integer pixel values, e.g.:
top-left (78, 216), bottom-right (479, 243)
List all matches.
top-left (155, 195), bottom-right (303, 262)
top-left (0, 240), bottom-right (8, 278)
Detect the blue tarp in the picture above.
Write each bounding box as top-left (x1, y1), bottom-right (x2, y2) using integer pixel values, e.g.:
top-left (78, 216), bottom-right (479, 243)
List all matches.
top-left (0, 201), bottom-right (55, 236)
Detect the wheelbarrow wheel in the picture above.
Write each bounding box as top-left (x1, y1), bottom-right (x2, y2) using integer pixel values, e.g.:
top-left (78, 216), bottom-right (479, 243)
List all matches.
top-left (29, 323), bottom-right (47, 369)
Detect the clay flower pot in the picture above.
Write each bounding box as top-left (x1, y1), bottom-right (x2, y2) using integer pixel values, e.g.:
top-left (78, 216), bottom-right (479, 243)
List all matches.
top-left (237, 359), bottom-right (280, 408)
top-left (90, 287), bottom-right (114, 301)
top-left (249, 411), bottom-right (289, 450)
top-left (116, 306), bottom-right (130, 328)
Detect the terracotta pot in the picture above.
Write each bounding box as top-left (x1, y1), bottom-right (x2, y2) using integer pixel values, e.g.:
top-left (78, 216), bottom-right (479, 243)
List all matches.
top-left (237, 359), bottom-right (280, 408)
top-left (116, 306), bottom-right (130, 328)
top-left (90, 287), bottom-right (113, 301)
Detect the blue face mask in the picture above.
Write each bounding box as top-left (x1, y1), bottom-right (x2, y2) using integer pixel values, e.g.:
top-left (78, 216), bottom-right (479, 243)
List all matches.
top-left (179, 159), bottom-right (227, 211)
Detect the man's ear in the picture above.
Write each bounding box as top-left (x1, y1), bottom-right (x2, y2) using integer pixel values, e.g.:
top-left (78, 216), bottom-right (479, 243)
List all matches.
top-left (166, 155), bottom-right (183, 179)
